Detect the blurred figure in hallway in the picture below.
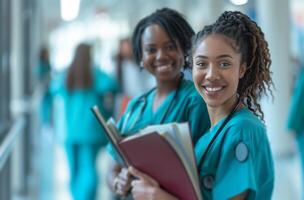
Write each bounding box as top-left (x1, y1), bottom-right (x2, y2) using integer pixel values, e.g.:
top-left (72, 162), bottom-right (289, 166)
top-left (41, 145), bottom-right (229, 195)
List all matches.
top-left (36, 46), bottom-right (52, 126)
top-left (287, 62), bottom-right (304, 200)
top-left (50, 43), bottom-right (118, 200)
top-left (115, 38), bottom-right (154, 116)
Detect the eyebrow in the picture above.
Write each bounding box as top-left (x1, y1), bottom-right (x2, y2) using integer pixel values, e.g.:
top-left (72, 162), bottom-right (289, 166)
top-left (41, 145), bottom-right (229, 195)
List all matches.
top-left (143, 40), bottom-right (174, 46)
top-left (194, 54), bottom-right (233, 59)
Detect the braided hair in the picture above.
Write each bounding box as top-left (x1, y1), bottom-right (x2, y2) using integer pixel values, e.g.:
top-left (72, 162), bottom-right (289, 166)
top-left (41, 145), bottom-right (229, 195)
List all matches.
top-left (132, 8), bottom-right (195, 69)
top-left (192, 11), bottom-right (274, 121)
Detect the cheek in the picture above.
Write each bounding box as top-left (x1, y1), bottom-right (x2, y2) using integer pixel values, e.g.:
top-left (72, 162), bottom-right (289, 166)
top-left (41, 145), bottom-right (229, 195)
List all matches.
top-left (192, 68), bottom-right (203, 86)
top-left (230, 75), bottom-right (241, 90)
top-left (142, 54), bottom-right (152, 65)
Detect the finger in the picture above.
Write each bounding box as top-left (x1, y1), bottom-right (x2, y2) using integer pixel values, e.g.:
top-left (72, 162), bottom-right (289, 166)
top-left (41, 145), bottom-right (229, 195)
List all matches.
top-left (130, 179), bottom-right (141, 188)
top-left (121, 167), bottom-right (130, 177)
top-left (128, 166), bottom-right (158, 186)
top-left (117, 169), bottom-right (132, 181)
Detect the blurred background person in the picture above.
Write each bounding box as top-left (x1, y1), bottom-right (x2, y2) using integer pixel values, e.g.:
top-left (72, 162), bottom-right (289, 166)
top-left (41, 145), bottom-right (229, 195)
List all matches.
top-left (287, 62), bottom-right (304, 200)
top-left (36, 46), bottom-right (52, 126)
top-left (50, 43), bottom-right (118, 200)
top-left (114, 38), bottom-right (155, 117)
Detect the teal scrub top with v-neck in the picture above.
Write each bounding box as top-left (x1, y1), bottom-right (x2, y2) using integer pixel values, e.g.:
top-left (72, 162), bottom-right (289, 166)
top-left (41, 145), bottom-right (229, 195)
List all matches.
top-left (195, 108), bottom-right (274, 200)
top-left (51, 67), bottom-right (118, 144)
top-left (108, 78), bottom-right (210, 162)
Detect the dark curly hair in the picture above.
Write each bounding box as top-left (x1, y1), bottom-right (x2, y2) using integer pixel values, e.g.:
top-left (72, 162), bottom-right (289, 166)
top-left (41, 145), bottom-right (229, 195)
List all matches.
top-left (191, 11), bottom-right (274, 121)
top-left (132, 8), bottom-right (195, 69)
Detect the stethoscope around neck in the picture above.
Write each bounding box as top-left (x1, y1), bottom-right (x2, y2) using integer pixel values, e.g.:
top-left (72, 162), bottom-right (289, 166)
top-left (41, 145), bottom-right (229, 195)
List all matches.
top-left (121, 73), bottom-right (184, 133)
top-left (197, 99), bottom-right (241, 172)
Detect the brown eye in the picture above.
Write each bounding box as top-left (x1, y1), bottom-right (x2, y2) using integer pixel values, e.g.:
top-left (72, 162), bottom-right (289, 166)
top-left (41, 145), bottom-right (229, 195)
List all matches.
top-left (145, 47), bottom-right (156, 54)
top-left (195, 61), bottom-right (207, 69)
top-left (219, 61), bottom-right (231, 68)
top-left (165, 43), bottom-right (176, 51)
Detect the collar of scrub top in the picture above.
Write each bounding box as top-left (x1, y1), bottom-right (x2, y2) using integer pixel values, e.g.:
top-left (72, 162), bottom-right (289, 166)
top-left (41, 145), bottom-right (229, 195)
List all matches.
top-left (197, 98), bottom-right (241, 172)
top-left (121, 73), bottom-right (184, 134)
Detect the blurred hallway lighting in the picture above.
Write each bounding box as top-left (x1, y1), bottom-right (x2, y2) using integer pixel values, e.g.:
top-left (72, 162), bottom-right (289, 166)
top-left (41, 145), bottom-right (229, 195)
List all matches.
top-left (60, 0), bottom-right (81, 21)
top-left (230, 0), bottom-right (248, 6)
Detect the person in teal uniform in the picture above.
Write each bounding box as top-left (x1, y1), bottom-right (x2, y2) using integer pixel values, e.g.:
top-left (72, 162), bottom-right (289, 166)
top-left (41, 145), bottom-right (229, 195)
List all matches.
top-left (51, 43), bottom-right (118, 200)
top-left (107, 8), bottom-right (210, 198)
top-left (122, 11), bottom-right (275, 200)
top-left (191, 11), bottom-right (275, 199)
top-left (287, 66), bottom-right (304, 199)
top-left (36, 46), bottom-right (52, 125)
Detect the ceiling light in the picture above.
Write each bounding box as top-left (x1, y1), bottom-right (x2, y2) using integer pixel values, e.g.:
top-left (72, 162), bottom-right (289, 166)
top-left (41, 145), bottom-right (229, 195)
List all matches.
top-left (60, 0), bottom-right (81, 21)
top-left (230, 0), bottom-right (248, 6)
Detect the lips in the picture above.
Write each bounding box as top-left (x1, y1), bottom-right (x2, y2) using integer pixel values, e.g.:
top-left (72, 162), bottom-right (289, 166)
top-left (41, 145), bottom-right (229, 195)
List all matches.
top-left (205, 86), bottom-right (223, 92)
top-left (202, 84), bottom-right (225, 96)
top-left (155, 64), bottom-right (173, 72)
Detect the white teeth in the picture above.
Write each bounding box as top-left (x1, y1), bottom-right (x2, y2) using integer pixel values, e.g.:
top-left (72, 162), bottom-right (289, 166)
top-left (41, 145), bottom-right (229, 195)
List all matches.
top-left (157, 64), bottom-right (172, 71)
top-left (205, 87), bottom-right (222, 92)
top-left (158, 64), bottom-right (171, 68)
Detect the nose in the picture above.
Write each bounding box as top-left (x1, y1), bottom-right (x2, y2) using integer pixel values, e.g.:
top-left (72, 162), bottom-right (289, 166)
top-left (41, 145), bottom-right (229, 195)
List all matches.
top-left (156, 49), bottom-right (166, 61)
top-left (205, 65), bottom-right (219, 80)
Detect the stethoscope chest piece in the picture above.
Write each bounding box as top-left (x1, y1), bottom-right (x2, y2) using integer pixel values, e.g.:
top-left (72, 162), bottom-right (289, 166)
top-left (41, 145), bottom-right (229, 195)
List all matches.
top-left (202, 175), bottom-right (214, 190)
top-left (235, 141), bottom-right (249, 162)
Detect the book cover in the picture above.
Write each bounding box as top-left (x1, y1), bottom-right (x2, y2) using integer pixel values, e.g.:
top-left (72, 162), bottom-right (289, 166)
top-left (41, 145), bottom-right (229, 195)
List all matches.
top-left (91, 105), bottom-right (202, 200)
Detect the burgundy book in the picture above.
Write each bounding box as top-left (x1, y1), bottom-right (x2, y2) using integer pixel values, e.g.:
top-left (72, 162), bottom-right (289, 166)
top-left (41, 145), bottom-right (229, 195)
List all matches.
top-left (91, 105), bottom-right (202, 200)
top-left (119, 131), bottom-right (201, 200)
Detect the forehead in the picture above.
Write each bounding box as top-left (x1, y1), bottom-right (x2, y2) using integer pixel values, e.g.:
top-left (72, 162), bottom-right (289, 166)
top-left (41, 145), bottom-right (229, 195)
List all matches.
top-left (141, 24), bottom-right (172, 44)
top-left (194, 34), bottom-right (237, 56)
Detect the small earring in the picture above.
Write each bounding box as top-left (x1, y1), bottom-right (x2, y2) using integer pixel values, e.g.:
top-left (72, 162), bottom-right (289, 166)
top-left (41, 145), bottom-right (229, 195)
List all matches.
top-left (140, 61), bottom-right (144, 68)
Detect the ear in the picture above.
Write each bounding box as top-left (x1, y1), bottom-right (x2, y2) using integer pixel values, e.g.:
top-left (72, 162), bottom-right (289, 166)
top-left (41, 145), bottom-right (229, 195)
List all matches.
top-left (239, 63), bottom-right (246, 79)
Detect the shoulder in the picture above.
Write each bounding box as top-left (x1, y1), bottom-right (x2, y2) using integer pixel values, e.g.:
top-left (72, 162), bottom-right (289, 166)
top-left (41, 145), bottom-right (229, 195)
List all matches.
top-left (224, 108), bottom-right (267, 145)
top-left (179, 79), bottom-right (206, 106)
top-left (179, 80), bottom-right (199, 98)
top-left (229, 108), bottom-right (265, 132)
top-left (93, 67), bottom-right (118, 91)
top-left (94, 67), bottom-right (115, 81)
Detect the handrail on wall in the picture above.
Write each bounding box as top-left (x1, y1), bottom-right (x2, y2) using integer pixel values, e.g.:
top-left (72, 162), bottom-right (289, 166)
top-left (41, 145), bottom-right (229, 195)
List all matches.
top-left (0, 117), bottom-right (25, 171)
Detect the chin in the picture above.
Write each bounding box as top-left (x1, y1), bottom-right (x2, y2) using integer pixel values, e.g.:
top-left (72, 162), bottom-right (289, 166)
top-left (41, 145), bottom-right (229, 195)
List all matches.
top-left (159, 72), bottom-right (180, 81)
top-left (202, 97), bottom-right (222, 108)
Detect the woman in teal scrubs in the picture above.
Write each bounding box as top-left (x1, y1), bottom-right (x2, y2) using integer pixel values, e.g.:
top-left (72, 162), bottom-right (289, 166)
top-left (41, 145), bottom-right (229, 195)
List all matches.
top-left (51, 43), bottom-right (118, 200)
top-left (191, 11), bottom-right (274, 199)
top-left (108, 8), bottom-right (210, 198)
top-left (125, 11), bottom-right (275, 200)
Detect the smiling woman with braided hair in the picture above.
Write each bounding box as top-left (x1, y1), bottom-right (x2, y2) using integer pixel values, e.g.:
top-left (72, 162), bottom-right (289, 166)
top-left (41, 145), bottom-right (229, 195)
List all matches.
top-left (113, 10), bottom-right (275, 200)
top-left (191, 11), bottom-right (274, 199)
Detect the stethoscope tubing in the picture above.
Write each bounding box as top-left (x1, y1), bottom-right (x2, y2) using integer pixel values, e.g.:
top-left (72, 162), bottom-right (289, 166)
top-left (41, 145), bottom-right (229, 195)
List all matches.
top-left (121, 75), bottom-right (184, 133)
top-left (197, 100), bottom-right (240, 171)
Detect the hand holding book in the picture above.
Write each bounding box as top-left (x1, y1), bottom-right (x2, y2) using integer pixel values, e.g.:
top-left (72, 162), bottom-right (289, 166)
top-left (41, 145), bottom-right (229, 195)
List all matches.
top-left (91, 105), bottom-right (203, 200)
top-left (113, 167), bottom-right (132, 197)
top-left (129, 166), bottom-right (179, 200)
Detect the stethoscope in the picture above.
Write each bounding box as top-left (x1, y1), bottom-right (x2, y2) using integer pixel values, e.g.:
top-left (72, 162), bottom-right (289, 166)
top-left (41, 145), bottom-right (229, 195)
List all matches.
top-left (197, 99), bottom-right (240, 189)
top-left (121, 74), bottom-right (184, 134)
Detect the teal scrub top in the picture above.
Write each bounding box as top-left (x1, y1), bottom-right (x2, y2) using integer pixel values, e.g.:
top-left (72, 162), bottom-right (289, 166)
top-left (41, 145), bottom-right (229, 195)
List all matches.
top-left (108, 78), bottom-right (210, 162)
top-left (195, 108), bottom-right (274, 200)
top-left (51, 67), bottom-right (118, 145)
top-left (287, 68), bottom-right (304, 134)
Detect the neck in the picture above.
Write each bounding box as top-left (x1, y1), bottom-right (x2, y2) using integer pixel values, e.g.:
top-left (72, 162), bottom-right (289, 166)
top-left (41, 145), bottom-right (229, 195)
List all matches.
top-left (155, 74), bottom-right (181, 97)
top-left (152, 74), bottom-right (181, 112)
top-left (208, 95), bottom-right (239, 127)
